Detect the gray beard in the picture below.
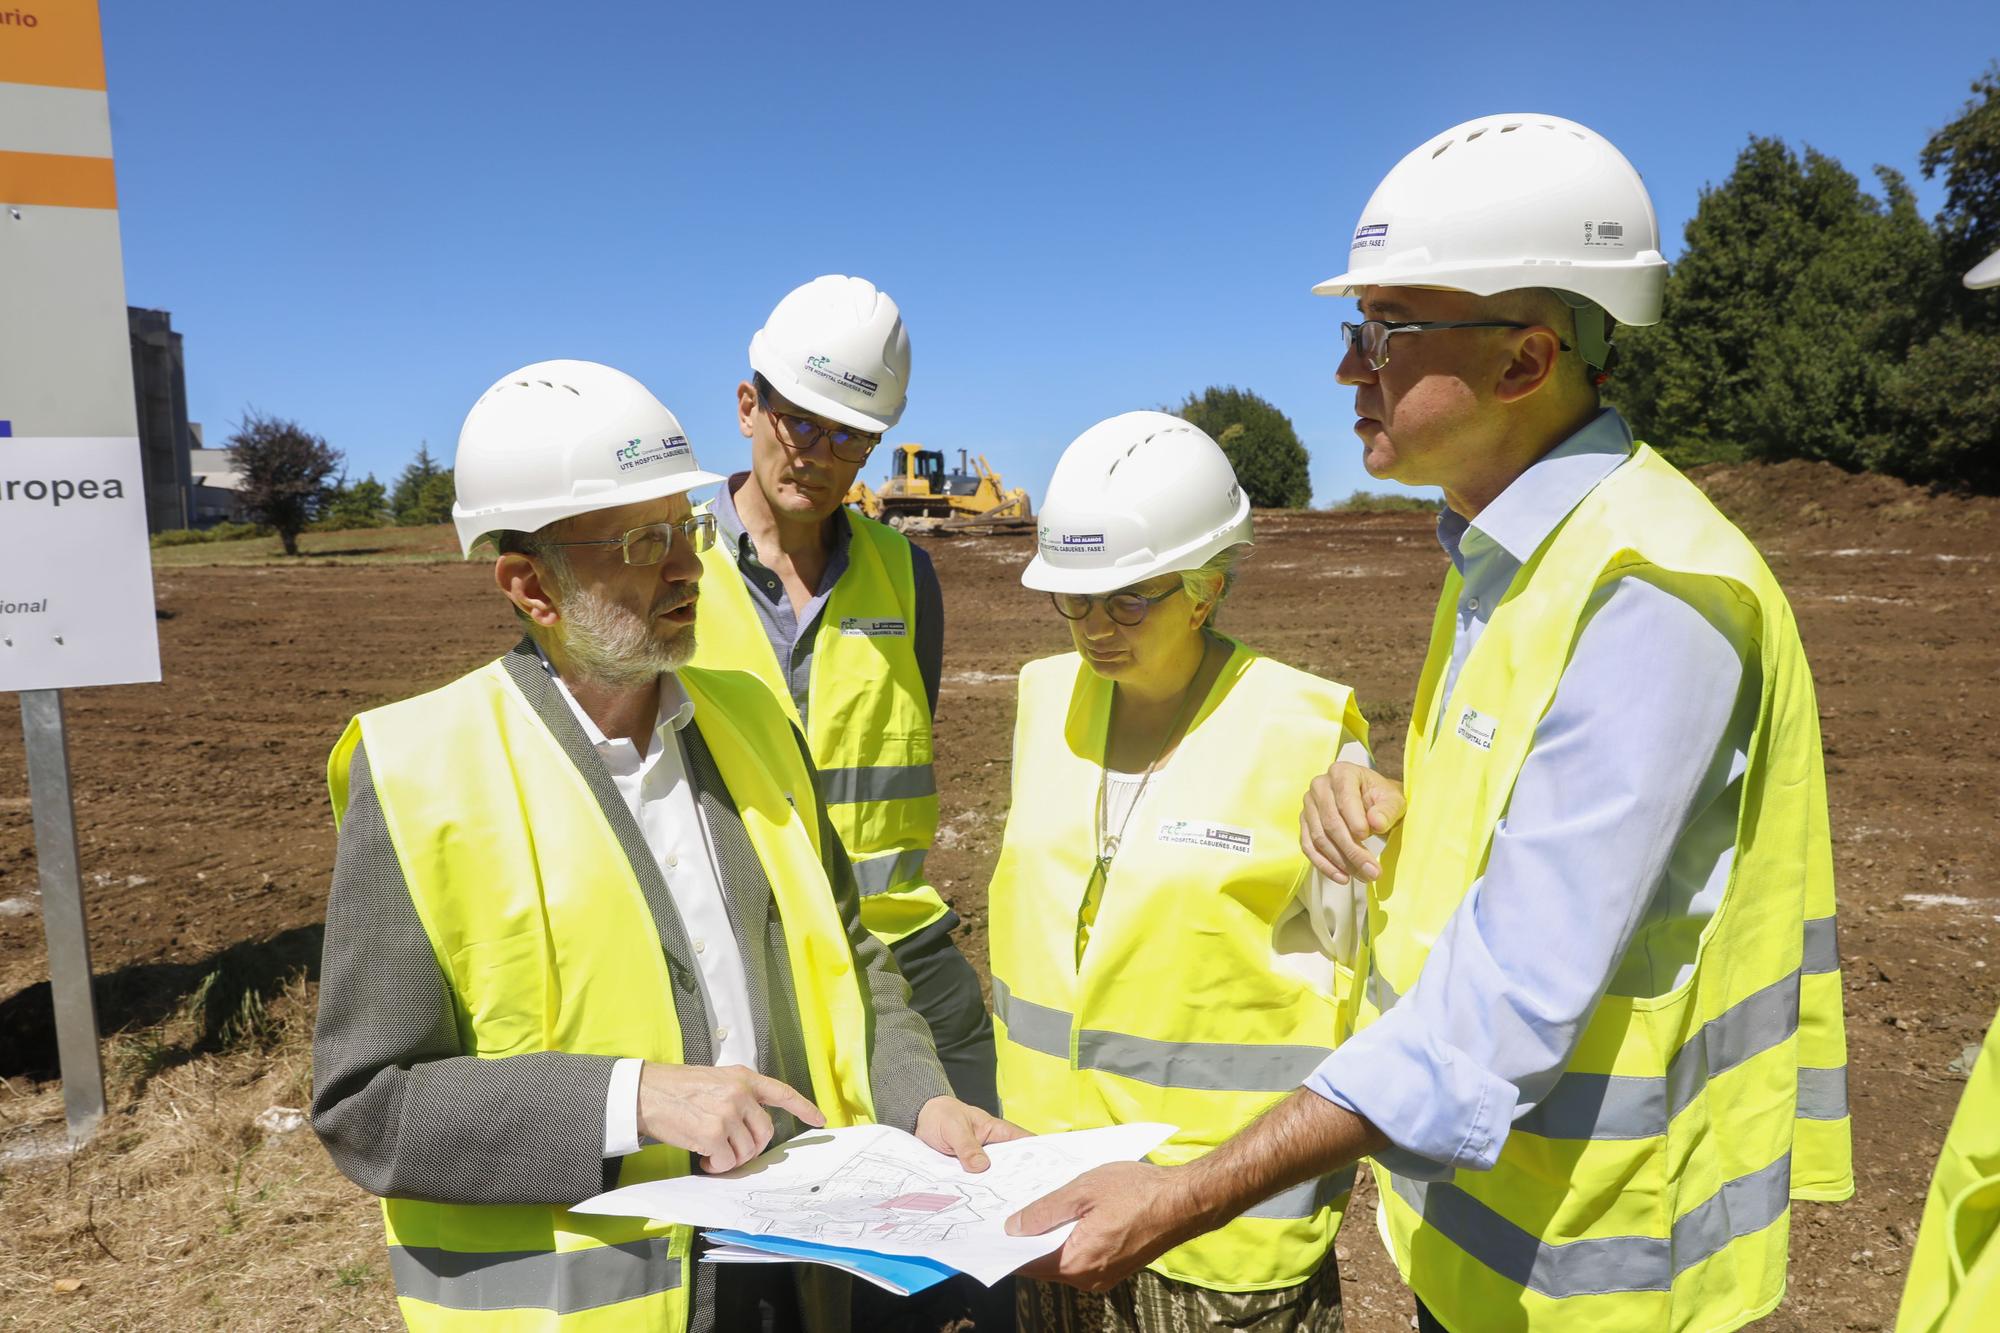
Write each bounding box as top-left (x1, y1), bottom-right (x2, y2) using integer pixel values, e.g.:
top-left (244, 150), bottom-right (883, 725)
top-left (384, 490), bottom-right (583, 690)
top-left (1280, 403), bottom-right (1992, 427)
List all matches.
top-left (553, 584), bottom-right (697, 688)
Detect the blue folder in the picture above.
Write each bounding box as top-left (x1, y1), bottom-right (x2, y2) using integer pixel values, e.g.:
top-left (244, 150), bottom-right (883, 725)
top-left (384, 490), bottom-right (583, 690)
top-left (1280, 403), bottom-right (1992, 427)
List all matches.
top-left (704, 1228), bottom-right (959, 1294)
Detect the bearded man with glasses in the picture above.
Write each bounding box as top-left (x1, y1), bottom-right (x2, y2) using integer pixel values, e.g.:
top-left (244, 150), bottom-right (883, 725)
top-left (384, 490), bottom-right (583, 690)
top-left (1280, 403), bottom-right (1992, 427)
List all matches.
top-left (311, 359), bottom-right (1016, 1333)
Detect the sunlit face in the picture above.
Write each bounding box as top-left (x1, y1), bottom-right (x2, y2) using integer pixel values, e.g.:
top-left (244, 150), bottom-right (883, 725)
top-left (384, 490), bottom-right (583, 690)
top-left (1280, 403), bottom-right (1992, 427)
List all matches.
top-left (543, 493), bottom-right (703, 683)
top-left (1059, 573), bottom-right (1209, 689)
top-left (1339, 285), bottom-right (1511, 488)
top-left (736, 379), bottom-right (870, 523)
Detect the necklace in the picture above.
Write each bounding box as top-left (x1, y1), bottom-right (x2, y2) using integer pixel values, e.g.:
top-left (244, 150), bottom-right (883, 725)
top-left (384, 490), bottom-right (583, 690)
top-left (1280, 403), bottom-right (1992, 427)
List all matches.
top-left (1091, 635), bottom-right (1218, 879)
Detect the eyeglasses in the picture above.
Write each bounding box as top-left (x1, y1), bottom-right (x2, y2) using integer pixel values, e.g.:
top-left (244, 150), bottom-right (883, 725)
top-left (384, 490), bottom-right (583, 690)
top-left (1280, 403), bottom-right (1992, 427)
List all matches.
top-left (758, 391), bottom-right (882, 464)
top-left (1340, 319), bottom-right (1573, 372)
top-left (1050, 584), bottom-right (1181, 626)
top-left (543, 513), bottom-right (717, 566)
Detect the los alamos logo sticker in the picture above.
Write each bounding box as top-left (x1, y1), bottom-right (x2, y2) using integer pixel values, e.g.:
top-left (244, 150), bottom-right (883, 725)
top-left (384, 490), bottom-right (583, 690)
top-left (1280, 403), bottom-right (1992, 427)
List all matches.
top-left (1157, 820), bottom-right (1255, 855)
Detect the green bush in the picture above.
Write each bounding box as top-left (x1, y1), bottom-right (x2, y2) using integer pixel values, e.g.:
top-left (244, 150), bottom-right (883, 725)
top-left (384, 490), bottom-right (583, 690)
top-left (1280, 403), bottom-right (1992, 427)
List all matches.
top-left (202, 520), bottom-right (271, 543)
top-left (391, 445), bottom-right (457, 525)
top-left (1175, 387), bottom-right (1312, 508)
top-left (320, 473), bottom-right (390, 529)
top-left (1331, 489), bottom-right (1443, 513)
top-left (309, 510), bottom-right (390, 532)
top-left (1610, 64), bottom-right (2000, 491)
top-left (150, 521), bottom-right (270, 548)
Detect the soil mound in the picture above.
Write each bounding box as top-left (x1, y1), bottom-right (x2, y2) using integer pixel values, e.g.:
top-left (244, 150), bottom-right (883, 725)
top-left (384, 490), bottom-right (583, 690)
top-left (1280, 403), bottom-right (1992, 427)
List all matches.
top-left (1687, 459), bottom-right (2000, 547)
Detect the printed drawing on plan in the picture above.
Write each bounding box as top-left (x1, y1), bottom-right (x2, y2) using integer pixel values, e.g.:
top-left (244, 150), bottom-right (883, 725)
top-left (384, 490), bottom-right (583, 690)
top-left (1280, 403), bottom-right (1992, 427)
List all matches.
top-left (740, 1151), bottom-right (1008, 1243)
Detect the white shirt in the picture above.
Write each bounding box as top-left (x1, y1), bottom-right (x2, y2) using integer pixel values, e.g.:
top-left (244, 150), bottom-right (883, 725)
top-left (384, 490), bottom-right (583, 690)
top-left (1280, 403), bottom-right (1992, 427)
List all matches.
top-left (538, 656), bottom-right (758, 1157)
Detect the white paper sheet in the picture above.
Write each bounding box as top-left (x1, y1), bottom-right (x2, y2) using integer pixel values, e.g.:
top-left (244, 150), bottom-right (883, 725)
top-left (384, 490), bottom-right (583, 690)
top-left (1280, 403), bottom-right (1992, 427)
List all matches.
top-left (575, 1121), bottom-right (1174, 1285)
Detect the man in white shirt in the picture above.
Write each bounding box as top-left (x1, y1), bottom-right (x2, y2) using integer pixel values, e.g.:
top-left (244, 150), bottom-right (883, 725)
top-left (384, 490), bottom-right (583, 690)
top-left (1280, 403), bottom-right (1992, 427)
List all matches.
top-left (311, 360), bottom-right (1011, 1333)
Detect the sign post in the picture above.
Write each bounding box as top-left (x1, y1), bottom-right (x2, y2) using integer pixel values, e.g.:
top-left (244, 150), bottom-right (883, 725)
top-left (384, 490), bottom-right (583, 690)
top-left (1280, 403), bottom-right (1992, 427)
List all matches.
top-left (1, 2), bottom-right (163, 1142)
top-left (20, 690), bottom-right (105, 1139)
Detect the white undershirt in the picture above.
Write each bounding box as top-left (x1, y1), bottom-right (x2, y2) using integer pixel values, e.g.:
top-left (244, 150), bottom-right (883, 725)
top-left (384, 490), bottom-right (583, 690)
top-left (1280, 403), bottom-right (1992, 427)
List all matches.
top-left (538, 655), bottom-right (758, 1157)
top-left (1097, 767), bottom-right (1148, 858)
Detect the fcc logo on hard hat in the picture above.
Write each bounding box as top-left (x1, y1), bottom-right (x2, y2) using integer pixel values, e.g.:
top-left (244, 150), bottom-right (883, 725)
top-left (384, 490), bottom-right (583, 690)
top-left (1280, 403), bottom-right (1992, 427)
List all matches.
top-left (804, 354), bottom-right (880, 399)
top-left (614, 435), bottom-right (691, 473)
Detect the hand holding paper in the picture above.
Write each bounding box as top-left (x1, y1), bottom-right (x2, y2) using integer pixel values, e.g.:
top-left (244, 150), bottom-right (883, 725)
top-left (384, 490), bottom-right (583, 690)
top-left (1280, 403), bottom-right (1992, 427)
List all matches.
top-left (575, 1121), bottom-right (1175, 1286)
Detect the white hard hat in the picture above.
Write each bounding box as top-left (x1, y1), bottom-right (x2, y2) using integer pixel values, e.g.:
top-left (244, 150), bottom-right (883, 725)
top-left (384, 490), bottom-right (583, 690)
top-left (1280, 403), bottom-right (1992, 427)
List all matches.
top-left (748, 275), bottom-right (911, 433)
top-left (1315, 113), bottom-right (1669, 328)
top-left (450, 359), bottom-right (726, 556)
top-left (1967, 249), bottom-right (2000, 290)
top-left (1022, 411), bottom-right (1252, 596)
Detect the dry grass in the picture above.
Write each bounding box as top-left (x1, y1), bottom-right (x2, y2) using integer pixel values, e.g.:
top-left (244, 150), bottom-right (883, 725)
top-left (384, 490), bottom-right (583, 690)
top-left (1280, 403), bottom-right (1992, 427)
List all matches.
top-left (149, 524), bottom-right (461, 569)
top-left (0, 978), bottom-right (397, 1330)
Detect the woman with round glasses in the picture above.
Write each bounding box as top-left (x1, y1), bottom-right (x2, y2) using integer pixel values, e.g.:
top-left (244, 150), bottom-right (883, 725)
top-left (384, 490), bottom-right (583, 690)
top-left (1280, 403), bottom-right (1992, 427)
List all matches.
top-left (989, 412), bottom-right (1370, 1331)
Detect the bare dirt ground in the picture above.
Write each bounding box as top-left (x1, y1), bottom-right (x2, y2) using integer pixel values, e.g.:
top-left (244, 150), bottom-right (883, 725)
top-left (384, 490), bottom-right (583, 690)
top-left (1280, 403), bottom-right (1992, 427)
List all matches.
top-left (1, 461), bottom-right (1996, 1330)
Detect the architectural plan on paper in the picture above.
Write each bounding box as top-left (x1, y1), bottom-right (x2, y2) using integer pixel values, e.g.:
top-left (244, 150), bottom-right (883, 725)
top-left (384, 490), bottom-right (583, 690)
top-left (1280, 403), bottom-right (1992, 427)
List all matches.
top-left (573, 1121), bottom-right (1175, 1285)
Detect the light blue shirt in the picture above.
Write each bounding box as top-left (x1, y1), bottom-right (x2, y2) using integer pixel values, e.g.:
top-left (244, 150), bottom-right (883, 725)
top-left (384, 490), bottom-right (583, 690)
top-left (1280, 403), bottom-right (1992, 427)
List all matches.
top-left (1305, 409), bottom-right (1761, 1179)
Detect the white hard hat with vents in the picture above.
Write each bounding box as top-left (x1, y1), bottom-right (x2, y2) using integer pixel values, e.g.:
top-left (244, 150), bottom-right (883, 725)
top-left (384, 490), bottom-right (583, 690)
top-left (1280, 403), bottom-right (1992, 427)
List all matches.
top-left (450, 359), bottom-right (725, 556)
top-left (749, 275), bottom-right (911, 433)
top-left (1967, 249), bottom-right (2000, 290)
top-left (1315, 113), bottom-right (1669, 335)
top-left (1022, 411), bottom-right (1252, 596)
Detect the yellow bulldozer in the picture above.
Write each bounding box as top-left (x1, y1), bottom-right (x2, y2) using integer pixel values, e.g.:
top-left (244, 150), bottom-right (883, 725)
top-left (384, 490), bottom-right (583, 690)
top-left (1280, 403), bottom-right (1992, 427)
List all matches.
top-left (845, 444), bottom-right (1032, 528)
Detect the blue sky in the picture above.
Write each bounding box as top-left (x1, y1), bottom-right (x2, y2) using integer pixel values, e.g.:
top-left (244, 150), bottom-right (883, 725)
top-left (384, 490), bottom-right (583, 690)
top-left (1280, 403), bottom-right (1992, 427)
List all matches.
top-left (103, 1), bottom-right (1999, 508)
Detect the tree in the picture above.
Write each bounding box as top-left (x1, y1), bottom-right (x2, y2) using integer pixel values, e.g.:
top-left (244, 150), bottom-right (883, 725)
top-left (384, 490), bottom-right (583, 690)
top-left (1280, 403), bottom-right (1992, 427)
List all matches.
top-left (1175, 387), bottom-right (1311, 508)
top-left (1883, 65), bottom-right (2000, 491)
top-left (391, 442), bottom-right (457, 526)
top-left (322, 473), bottom-right (389, 529)
top-left (1921, 61), bottom-right (2000, 332)
top-left (1611, 138), bottom-right (1937, 473)
top-left (227, 410), bottom-right (339, 556)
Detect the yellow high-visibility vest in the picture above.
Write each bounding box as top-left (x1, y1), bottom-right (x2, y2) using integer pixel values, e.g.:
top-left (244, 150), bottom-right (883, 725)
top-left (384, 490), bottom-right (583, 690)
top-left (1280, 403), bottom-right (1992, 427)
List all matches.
top-left (1361, 444), bottom-right (1852, 1333)
top-left (692, 507), bottom-right (948, 946)
top-left (1896, 1005), bottom-right (2000, 1333)
top-left (988, 641), bottom-right (1370, 1291)
top-left (326, 659), bottom-right (876, 1332)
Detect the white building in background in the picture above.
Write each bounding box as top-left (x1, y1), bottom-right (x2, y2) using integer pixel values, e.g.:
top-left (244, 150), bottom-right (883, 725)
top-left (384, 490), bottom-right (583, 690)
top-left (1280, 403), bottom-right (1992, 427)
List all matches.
top-left (186, 424), bottom-right (248, 526)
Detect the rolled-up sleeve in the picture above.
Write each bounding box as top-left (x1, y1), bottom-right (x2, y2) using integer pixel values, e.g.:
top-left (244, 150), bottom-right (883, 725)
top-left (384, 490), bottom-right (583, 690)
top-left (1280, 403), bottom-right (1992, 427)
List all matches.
top-left (1304, 574), bottom-right (1751, 1177)
top-left (311, 740), bottom-right (621, 1205)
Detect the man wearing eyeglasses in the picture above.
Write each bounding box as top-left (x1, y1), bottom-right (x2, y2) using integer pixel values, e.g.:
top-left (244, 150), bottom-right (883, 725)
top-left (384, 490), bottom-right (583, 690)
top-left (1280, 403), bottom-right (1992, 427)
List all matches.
top-left (1009, 115), bottom-right (1850, 1333)
top-left (312, 358), bottom-right (1016, 1333)
top-left (691, 277), bottom-right (999, 1126)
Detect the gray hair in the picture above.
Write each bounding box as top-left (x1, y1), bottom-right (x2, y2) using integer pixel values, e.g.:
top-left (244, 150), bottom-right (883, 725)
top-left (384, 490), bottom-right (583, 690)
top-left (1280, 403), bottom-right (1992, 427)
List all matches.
top-left (1180, 542), bottom-right (1249, 627)
top-left (493, 528), bottom-right (575, 643)
top-left (493, 525), bottom-right (695, 683)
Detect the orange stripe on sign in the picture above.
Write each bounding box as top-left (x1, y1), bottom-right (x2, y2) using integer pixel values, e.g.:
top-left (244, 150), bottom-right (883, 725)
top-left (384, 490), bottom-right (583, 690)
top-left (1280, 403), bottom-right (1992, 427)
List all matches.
top-left (0, 148), bottom-right (116, 208)
top-left (0, 1), bottom-right (108, 91)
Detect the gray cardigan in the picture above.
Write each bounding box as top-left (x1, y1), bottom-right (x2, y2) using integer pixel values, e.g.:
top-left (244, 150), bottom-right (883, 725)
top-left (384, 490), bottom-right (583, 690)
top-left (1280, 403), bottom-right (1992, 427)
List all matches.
top-left (310, 642), bottom-right (950, 1225)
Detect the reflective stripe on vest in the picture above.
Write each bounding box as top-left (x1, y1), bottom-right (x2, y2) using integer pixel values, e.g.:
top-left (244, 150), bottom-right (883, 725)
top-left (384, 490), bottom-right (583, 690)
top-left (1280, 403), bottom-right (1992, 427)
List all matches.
top-left (388, 1240), bottom-right (682, 1315)
top-left (690, 506), bottom-right (948, 945)
top-left (989, 644), bottom-right (1369, 1291)
top-left (818, 762), bottom-right (937, 805)
top-left (1366, 915), bottom-right (1852, 1136)
top-left (993, 981), bottom-right (1334, 1094)
top-left (852, 847), bottom-right (929, 897)
top-left (1387, 1153), bottom-right (1794, 1300)
top-left (1363, 445), bottom-right (1851, 1332)
top-left (329, 654), bottom-right (877, 1331)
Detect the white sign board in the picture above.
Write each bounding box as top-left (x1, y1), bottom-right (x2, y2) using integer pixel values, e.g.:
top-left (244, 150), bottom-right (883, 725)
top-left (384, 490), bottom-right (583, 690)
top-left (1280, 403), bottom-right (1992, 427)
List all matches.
top-left (0, 435), bottom-right (160, 691)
